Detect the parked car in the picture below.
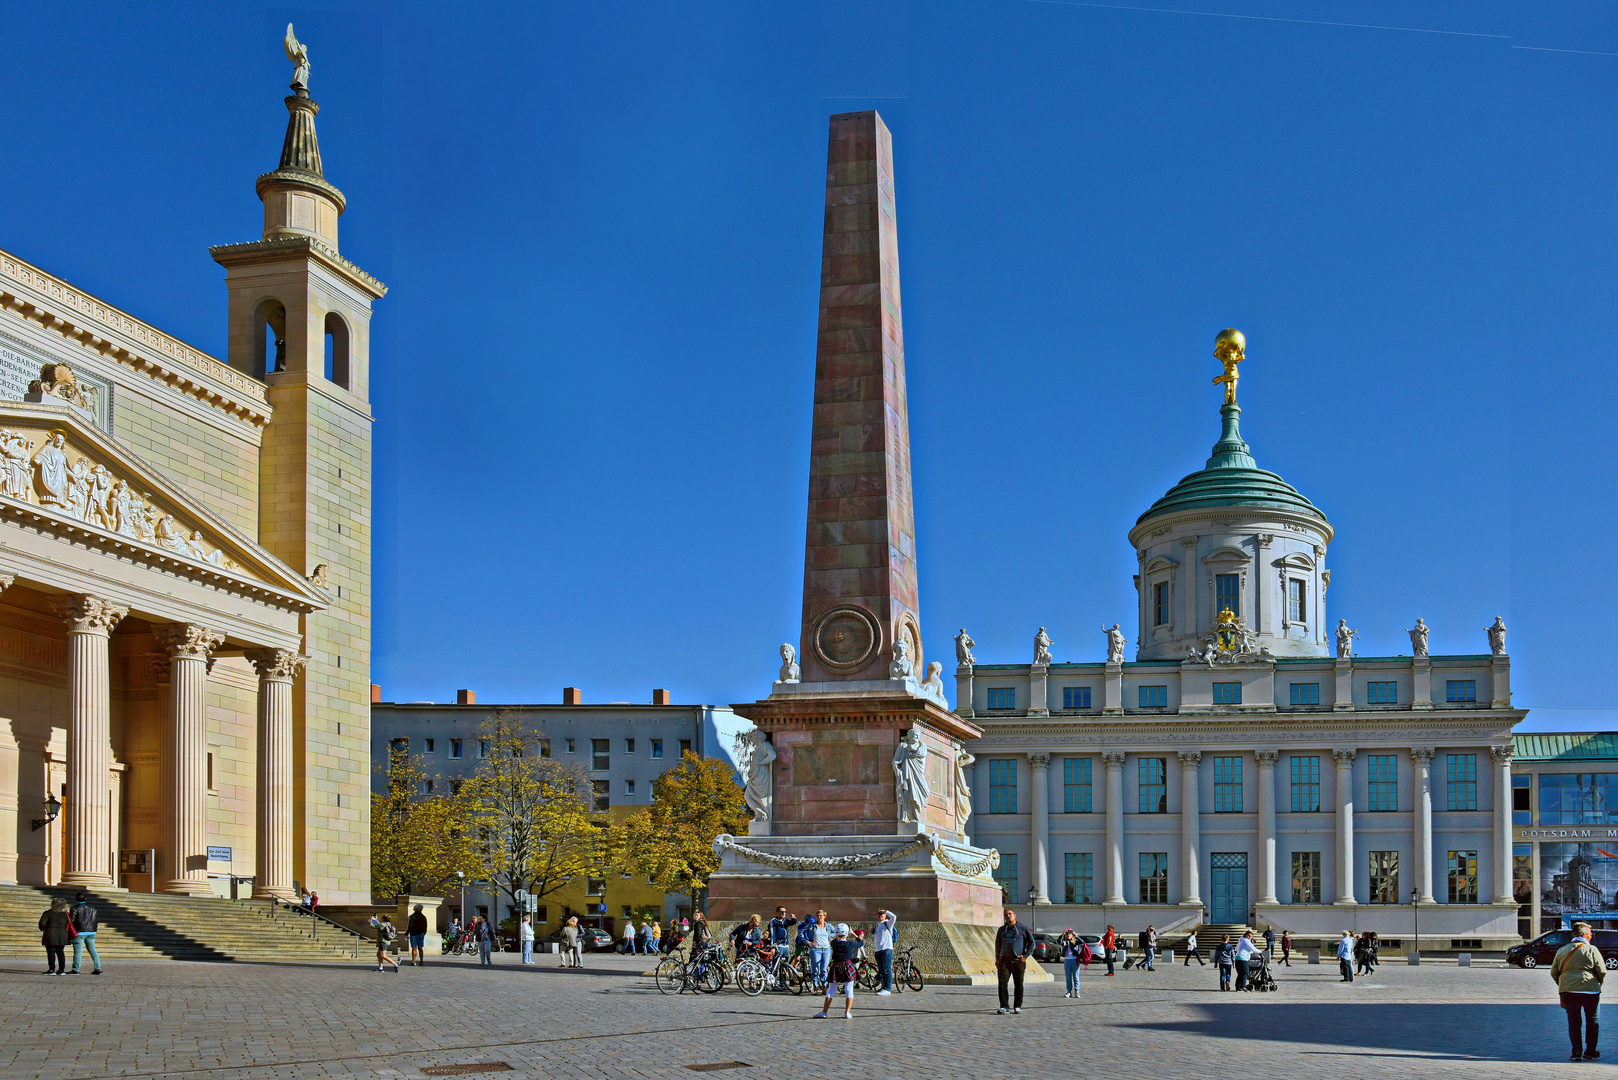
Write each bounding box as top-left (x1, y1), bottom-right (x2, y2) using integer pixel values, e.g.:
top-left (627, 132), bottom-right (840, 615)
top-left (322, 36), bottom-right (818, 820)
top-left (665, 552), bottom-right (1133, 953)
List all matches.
top-left (1507, 928), bottom-right (1618, 970)
top-left (1030, 932), bottom-right (1102, 963)
top-left (540, 926), bottom-right (616, 952)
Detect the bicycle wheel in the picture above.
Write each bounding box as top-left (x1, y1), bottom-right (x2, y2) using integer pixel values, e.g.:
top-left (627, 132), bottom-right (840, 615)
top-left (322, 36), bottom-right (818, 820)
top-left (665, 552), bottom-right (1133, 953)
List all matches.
top-left (857, 961), bottom-right (881, 991)
top-left (780, 962), bottom-right (805, 995)
top-left (655, 955), bottom-right (684, 995)
top-left (696, 963), bottom-right (724, 994)
top-left (735, 959), bottom-right (767, 996)
top-left (905, 962), bottom-right (925, 992)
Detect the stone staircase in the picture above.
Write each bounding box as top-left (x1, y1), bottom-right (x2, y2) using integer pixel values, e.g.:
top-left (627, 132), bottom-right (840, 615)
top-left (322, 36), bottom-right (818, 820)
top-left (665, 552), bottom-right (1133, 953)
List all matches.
top-left (0, 885), bottom-right (365, 963)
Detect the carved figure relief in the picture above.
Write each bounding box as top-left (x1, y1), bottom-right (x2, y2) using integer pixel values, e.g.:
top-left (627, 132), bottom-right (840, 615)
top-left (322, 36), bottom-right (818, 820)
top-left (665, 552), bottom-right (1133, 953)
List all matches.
top-left (734, 728), bottom-right (777, 822)
top-left (27, 364), bottom-right (89, 409)
top-left (1185, 608), bottom-right (1270, 666)
top-left (889, 635), bottom-right (915, 680)
top-left (954, 749), bottom-right (976, 827)
top-left (778, 642), bottom-right (800, 683)
top-left (0, 429), bottom-right (30, 499)
top-left (893, 729), bottom-right (931, 824)
top-left (919, 660), bottom-right (946, 703)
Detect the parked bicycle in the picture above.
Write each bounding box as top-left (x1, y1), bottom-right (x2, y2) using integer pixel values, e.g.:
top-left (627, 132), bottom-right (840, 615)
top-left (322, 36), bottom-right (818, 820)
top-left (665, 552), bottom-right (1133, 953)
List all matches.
top-left (440, 927), bottom-right (472, 956)
top-left (735, 943), bottom-right (805, 997)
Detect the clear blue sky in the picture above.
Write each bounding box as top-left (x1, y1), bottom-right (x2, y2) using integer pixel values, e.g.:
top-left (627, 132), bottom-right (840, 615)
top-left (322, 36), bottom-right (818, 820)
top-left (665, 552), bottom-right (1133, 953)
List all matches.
top-left (0, 2), bottom-right (1612, 730)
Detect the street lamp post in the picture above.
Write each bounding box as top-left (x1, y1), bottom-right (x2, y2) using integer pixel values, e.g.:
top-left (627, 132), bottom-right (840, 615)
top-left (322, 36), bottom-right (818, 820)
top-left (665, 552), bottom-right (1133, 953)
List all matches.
top-left (1027, 884), bottom-right (1037, 935)
top-left (1411, 887), bottom-right (1420, 965)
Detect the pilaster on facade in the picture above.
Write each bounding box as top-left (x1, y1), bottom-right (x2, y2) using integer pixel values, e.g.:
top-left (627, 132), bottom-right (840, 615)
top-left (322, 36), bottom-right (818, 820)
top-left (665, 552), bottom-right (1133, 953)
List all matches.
top-left (1333, 658), bottom-right (1354, 711)
top-left (1490, 745), bottom-right (1514, 904)
top-left (1332, 747), bottom-right (1357, 905)
top-left (1491, 656), bottom-right (1512, 709)
top-left (1028, 753), bottom-right (1052, 903)
top-left (1412, 656), bottom-right (1433, 710)
top-left (1028, 664), bottom-right (1050, 718)
top-left (1254, 749), bottom-right (1279, 904)
top-left (1102, 751), bottom-right (1127, 904)
top-left (1102, 662), bottom-right (1123, 715)
top-left (955, 664), bottom-right (974, 718)
top-left (1178, 750), bottom-right (1202, 905)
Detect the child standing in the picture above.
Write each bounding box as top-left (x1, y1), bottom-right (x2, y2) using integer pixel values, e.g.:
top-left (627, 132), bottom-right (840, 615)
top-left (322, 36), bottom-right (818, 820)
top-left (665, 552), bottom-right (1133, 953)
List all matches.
top-left (815, 923), bottom-right (859, 1019)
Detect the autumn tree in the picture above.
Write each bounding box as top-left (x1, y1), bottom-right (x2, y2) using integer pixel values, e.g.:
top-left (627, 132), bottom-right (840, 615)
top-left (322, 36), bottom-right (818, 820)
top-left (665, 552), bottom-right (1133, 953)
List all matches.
top-left (609, 750), bottom-right (749, 910)
top-left (463, 711), bottom-right (599, 913)
top-left (370, 743), bottom-right (482, 899)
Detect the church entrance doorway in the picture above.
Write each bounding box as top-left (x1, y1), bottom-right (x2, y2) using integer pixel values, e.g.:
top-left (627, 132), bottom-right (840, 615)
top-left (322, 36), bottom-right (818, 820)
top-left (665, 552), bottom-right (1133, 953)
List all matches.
top-left (1210, 852), bottom-right (1248, 925)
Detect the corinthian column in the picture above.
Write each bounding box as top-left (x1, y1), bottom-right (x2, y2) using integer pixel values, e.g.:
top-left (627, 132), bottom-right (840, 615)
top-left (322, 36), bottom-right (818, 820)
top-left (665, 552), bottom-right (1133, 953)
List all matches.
top-left (52, 595), bottom-right (127, 887)
top-left (1255, 750), bottom-right (1279, 904)
top-left (249, 649), bottom-right (305, 899)
top-left (1333, 748), bottom-right (1357, 904)
top-left (1491, 745), bottom-right (1515, 904)
top-left (1179, 750), bottom-right (1202, 905)
top-left (1411, 747), bottom-right (1435, 903)
top-left (154, 623), bottom-right (224, 895)
top-left (1103, 752), bottom-right (1127, 904)
top-left (1028, 753), bottom-right (1051, 903)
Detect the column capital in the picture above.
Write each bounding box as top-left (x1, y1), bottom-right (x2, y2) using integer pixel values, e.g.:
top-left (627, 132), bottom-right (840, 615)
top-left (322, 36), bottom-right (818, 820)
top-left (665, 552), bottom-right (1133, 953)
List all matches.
top-left (1489, 744), bottom-right (1514, 766)
top-left (1178, 750), bottom-right (1202, 766)
top-left (1179, 535), bottom-right (1198, 548)
top-left (51, 594), bottom-right (127, 635)
top-left (1331, 748), bottom-right (1357, 767)
top-left (1254, 749), bottom-right (1280, 767)
top-left (1102, 751), bottom-right (1128, 769)
top-left (1027, 752), bottom-right (1052, 771)
top-left (248, 648), bottom-right (308, 681)
top-left (0, 573), bottom-right (14, 595)
top-left (1410, 746), bottom-right (1436, 765)
top-left (1255, 533), bottom-right (1275, 547)
top-left (152, 623), bottom-right (224, 661)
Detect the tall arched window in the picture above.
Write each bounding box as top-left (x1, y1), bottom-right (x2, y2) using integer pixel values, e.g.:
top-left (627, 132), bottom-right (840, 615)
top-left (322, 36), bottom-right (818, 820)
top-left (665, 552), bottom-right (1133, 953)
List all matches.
top-left (324, 312), bottom-right (350, 389)
top-left (254, 299), bottom-right (287, 379)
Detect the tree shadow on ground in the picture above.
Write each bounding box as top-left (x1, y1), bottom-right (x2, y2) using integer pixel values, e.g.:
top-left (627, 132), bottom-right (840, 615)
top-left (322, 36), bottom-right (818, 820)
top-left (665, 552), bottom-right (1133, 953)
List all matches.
top-left (1115, 1001), bottom-right (1569, 1063)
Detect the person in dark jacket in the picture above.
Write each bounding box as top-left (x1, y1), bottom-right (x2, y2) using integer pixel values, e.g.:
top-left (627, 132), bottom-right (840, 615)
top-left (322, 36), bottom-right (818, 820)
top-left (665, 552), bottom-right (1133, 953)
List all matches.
top-left (39, 897), bottom-right (73, 975)
top-left (406, 904), bottom-right (429, 967)
top-left (1213, 934), bottom-right (1236, 990)
top-left (69, 892), bottom-right (101, 975)
top-left (994, 908), bottom-right (1034, 1014)
top-left (814, 923), bottom-right (860, 1019)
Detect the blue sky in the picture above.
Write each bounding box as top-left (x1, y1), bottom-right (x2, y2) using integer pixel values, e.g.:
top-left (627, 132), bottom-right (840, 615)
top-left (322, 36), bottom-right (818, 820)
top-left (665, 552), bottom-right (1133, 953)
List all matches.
top-left (0, 2), bottom-right (1613, 730)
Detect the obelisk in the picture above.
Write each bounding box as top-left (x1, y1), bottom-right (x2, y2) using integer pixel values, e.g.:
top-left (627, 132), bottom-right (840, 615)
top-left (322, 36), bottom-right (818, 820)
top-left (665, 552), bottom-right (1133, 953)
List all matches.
top-left (708, 116), bottom-right (1007, 975)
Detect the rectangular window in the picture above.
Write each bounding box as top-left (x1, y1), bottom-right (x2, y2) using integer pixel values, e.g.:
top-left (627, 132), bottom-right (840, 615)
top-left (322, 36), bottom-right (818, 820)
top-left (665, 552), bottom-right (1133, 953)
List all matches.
top-left (591, 779), bottom-right (610, 811)
top-left (423, 778), bottom-right (434, 794)
top-left (1446, 754), bottom-right (1478, 811)
top-left (1291, 756), bottom-right (1321, 813)
top-left (424, 738), bottom-right (435, 753)
top-left (1140, 852), bottom-right (1169, 904)
top-left (679, 739), bottom-right (692, 756)
top-left (1213, 756), bottom-right (1243, 812)
top-left (389, 737), bottom-right (408, 754)
top-left (1369, 850), bottom-right (1399, 903)
top-left (1062, 686), bottom-right (1092, 710)
top-left (625, 738), bottom-right (636, 753)
top-left (592, 739), bottom-right (610, 772)
top-left (206, 752), bottom-right (215, 792)
top-left (450, 739), bottom-right (463, 759)
top-left (1288, 578), bottom-right (1306, 623)
top-left (988, 760), bottom-right (1018, 814)
top-left (1367, 754), bottom-right (1398, 812)
top-left (565, 738), bottom-right (576, 754)
top-left (586, 876), bottom-right (606, 897)
top-left (624, 779), bottom-right (635, 797)
top-left (539, 739), bottom-right (551, 758)
top-left (1139, 685), bottom-right (1168, 708)
top-left (1138, 757), bottom-right (1167, 813)
top-left (987, 687), bottom-right (1016, 710)
top-left (1153, 582), bottom-right (1170, 626)
top-left (1213, 681), bottom-right (1242, 706)
top-left (478, 739), bottom-right (489, 758)
top-left (1446, 680), bottom-right (1477, 703)
top-left (1366, 681), bottom-right (1398, 705)
top-left (1512, 775), bottom-right (1531, 826)
top-left (650, 739), bottom-right (664, 759)
top-left (1065, 852), bottom-right (1094, 904)
top-left (993, 853), bottom-right (1019, 902)
top-left (1291, 851), bottom-right (1321, 904)
top-left (1290, 682), bottom-right (1320, 706)
top-left (1215, 573), bottom-right (1240, 618)
top-left (1448, 850), bottom-right (1479, 903)
top-left (1063, 757), bottom-right (1092, 813)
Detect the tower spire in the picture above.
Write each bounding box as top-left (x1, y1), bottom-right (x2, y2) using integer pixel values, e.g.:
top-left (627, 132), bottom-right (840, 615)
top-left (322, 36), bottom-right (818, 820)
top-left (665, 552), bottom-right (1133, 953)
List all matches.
top-left (254, 24), bottom-right (344, 244)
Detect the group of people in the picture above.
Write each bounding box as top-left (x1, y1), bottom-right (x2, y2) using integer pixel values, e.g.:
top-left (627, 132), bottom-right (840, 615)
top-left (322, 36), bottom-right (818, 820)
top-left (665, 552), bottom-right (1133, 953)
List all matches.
top-left (709, 905), bottom-right (903, 1018)
top-left (38, 892), bottom-right (102, 976)
top-left (617, 914), bottom-right (692, 954)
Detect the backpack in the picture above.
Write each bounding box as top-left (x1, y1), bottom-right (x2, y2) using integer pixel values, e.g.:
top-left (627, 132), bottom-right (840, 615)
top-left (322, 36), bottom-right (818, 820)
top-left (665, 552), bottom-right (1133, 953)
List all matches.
top-left (378, 921), bottom-right (396, 942)
top-left (1078, 941), bottom-right (1093, 965)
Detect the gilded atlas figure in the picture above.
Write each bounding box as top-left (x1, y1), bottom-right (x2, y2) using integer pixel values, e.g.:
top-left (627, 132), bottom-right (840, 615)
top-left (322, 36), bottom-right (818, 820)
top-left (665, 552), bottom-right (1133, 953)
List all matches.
top-left (1212, 328), bottom-right (1245, 404)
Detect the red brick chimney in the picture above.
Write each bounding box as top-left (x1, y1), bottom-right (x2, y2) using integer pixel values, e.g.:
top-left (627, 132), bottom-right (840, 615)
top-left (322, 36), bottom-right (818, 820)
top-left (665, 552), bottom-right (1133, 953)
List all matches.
top-left (562, 687), bottom-right (582, 705)
top-left (652, 688), bottom-right (671, 705)
top-left (370, 683), bottom-right (381, 703)
top-left (457, 689), bottom-right (476, 705)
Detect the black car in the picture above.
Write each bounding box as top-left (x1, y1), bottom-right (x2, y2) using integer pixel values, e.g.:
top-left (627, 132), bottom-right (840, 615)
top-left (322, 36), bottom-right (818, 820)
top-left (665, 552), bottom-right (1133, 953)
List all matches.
top-left (540, 926), bottom-right (616, 952)
top-left (1507, 929), bottom-right (1618, 970)
top-left (1030, 932), bottom-right (1101, 963)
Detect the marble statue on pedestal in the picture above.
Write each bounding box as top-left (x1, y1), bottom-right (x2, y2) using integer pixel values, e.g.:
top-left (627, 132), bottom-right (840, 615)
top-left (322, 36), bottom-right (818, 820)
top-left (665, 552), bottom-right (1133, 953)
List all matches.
top-left (778, 643), bottom-right (800, 683)
top-left (893, 729), bottom-right (930, 824)
top-left (1487, 616), bottom-right (1508, 657)
top-left (954, 628), bottom-right (976, 666)
top-left (1336, 619), bottom-right (1357, 659)
top-left (889, 636), bottom-right (914, 679)
top-left (1033, 627), bottom-right (1053, 666)
top-left (954, 748), bottom-right (975, 828)
top-left (920, 660), bottom-right (945, 700)
top-left (1104, 623), bottom-right (1126, 665)
top-left (734, 729), bottom-right (777, 822)
top-left (1408, 618), bottom-right (1429, 657)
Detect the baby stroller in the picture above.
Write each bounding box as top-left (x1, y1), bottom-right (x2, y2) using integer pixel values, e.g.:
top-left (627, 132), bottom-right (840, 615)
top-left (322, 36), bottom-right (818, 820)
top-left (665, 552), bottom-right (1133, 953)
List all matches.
top-left (1243, 951), bottom-right (1277, 992)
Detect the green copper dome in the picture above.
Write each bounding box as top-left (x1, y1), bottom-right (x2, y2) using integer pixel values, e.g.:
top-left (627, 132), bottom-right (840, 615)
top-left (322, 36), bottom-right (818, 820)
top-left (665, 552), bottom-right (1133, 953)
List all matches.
top-left (1136, 403), bottom-right (1327, 525)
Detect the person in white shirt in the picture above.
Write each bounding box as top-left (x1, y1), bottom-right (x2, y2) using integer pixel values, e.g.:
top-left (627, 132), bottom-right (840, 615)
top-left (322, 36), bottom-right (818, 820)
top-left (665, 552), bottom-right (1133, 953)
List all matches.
top-left (620, 921), bottom-right (635, 955)
top-left (1233, 930), bottom-right (1260, 990)
top-left (1182, 930), bottom-right (1205, 966)
top-left (871, 909), bottom-right (897, 994)
top-left (519, 914), bottom-right (536, 965)
top-left (1337, 930), bottom-right (1355, 982)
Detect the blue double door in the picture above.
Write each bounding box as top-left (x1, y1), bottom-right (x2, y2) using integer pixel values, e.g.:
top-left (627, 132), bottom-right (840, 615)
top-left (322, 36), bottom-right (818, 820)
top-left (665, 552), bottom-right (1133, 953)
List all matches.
top-left (1209, 852), bottom-right (1248, 925)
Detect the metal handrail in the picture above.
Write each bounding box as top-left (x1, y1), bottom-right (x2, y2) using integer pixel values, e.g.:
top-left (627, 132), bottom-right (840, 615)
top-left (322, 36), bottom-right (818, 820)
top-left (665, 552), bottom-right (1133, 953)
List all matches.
top-left (266, 895), bottom-right (365, 958)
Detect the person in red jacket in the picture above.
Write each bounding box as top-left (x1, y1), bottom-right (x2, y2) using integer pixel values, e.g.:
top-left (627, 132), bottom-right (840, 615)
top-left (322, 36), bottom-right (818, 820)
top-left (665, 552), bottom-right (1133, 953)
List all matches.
top-left (1102, 924), bottom-right (1118, 976)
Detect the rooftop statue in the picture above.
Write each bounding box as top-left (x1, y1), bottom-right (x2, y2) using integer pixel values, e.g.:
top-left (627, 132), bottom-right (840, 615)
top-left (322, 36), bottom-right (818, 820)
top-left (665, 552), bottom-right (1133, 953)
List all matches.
top-left (954, 628), bottom-right (976, 666)
top-left (1033, 626), bottom-right (1053, 666)
top-left (1408, 617), bottom-right (1429, 657)
top-left (284, 24), bottom-right (311, 91)
top-left (1212, 328), bottom-right (1245, 405)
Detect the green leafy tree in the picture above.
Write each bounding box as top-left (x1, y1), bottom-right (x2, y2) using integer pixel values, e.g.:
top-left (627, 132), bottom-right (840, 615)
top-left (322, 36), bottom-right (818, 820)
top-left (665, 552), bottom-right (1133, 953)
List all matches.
top-left (370, 743), bottom-right (481, 899)
top-left (609, 751), bottom-right (749, 910)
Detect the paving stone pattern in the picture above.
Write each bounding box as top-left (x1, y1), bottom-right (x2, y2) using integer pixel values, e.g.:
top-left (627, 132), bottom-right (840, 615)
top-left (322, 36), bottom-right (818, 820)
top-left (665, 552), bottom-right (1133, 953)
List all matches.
top-left (0, 950), bottom-right (1594, 1079)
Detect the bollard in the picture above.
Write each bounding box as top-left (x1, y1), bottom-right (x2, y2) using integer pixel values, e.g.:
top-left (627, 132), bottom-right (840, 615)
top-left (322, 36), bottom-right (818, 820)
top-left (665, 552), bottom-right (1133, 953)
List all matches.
top-left (1307, 950), bottom-right (1320, 964)
top-left (1164, 950), bottom-right (1174, 963)
top-left (1408, 951), bottom-right (1421, 965)
top-left (1458, 952), bottom-right (1471, 967)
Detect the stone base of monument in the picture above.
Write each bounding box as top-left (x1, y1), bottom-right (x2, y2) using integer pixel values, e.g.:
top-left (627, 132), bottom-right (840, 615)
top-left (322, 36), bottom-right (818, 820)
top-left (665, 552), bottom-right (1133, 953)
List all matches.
top-left (706, 833), bottom-right (1052, 986)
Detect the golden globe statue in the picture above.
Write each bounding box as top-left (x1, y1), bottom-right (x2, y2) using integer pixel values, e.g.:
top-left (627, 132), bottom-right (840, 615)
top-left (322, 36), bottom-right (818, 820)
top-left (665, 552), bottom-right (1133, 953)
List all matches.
top-left (1212, 327), bottom-right (1245, 405)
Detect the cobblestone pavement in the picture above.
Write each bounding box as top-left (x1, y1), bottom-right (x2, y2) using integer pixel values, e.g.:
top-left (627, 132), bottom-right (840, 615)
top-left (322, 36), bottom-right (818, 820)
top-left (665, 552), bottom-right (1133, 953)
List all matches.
top-left (0, 948), bottom-right (1596, 1079)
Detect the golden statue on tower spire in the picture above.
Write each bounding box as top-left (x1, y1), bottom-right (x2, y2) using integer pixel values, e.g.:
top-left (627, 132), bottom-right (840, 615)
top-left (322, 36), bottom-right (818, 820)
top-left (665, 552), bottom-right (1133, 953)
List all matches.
top-left (1212, 327), bottom-right (1245, 405)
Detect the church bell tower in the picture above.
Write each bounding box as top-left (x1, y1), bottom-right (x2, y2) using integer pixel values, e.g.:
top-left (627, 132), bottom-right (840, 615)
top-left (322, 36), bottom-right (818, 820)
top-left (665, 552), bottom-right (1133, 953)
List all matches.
top-left (210, 28), bottom-right (385, 902)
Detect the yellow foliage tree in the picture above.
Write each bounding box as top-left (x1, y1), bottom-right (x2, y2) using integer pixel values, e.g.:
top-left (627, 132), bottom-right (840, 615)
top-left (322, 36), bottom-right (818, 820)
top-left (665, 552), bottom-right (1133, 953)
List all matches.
top-left (609, 750), bottom-right (749, 909)
top-left (370, 743), bottom-right (482, 899)
top-left (463, 711), bottom-right (599, 913)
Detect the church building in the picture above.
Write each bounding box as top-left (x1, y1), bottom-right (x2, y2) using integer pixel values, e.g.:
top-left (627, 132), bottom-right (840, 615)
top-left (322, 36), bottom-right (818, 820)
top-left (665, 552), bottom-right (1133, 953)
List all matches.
top-left (961, 332), bottom-right (1523, 950)
top-left (0, 39), bottom-right (380, 903)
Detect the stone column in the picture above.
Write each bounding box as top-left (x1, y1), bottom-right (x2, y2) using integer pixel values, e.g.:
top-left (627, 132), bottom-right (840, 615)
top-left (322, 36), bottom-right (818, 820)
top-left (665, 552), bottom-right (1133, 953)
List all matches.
top-left (154, 624), bottom-right (223, 895)
top-left (1179, 750), bottom-right (1202, 905)
top-left (1028, 753), bottom-right (1051, 903)
top-left (1491, 745), bottom-right (1515, 904)
top-left (1411, 747), bottom-right (1435, 903)
top-left (1333, 749), bottom-right (1357, 904)
top-left (1103, 751), bottom-right (1127, 903)
top-left (51, 595), bottom-right (126, 887)
top-left (250, 649), bottom-right (306, 900)
top-left (1255, 749), bottom-right (1279, 904)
